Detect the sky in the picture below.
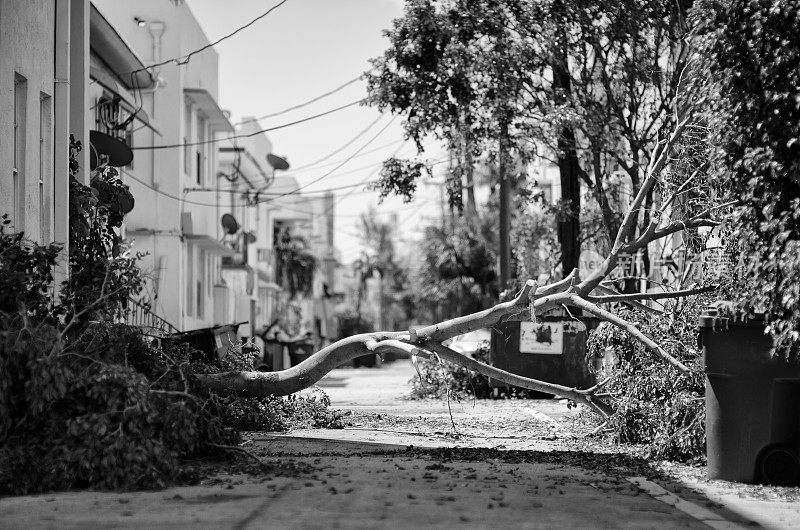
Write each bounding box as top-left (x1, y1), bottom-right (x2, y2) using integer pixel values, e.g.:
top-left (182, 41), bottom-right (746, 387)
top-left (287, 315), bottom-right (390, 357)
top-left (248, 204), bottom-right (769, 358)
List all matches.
top-left (185, 0), bottom-right (446, 264)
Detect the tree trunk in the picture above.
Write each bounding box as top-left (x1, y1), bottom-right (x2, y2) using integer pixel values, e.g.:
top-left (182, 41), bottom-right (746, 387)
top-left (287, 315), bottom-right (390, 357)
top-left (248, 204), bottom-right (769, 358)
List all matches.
top-left (463, 127), bottom-right (477, 220)
top-left (498, 120), bottom-right (512, 292)
top-left (553, 56), bottom-right (581, 280)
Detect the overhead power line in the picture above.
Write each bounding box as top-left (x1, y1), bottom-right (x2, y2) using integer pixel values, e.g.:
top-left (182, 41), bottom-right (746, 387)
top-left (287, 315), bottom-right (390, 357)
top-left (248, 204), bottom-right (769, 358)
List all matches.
top-left (237, 75), bottom-right (363, 125)
top-left (124, 170), bottom-right (220, 207)
top-left (257, 116), bottom-right (398, 203)
top-left (132, 99), bottom-right (365, 150)
top-left (128, 0), bottom-right (291, 75)
top-left (288, 114), bottom-right (384, 171)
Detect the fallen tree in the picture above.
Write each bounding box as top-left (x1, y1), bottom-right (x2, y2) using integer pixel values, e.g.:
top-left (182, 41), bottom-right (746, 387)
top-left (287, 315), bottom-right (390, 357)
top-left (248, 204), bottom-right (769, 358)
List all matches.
top-left (198, 117), bottom-right (722, 419)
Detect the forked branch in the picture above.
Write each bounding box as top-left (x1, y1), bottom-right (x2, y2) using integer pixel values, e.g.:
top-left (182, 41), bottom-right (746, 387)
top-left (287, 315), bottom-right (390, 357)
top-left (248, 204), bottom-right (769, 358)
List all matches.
top-left (197, 116), bottom-right (715, 417)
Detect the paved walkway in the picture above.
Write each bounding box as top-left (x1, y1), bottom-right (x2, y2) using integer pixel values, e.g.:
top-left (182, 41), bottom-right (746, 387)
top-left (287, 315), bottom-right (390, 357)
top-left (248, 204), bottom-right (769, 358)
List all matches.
top-left (2, 361), bottom-right (799, 529)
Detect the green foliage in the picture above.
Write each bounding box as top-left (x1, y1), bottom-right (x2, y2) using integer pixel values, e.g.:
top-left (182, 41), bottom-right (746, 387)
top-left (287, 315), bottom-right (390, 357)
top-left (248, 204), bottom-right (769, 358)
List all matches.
top-left (0, 319), bottom-right (237, 494)
top-left (219, 391), bottom-right (344, 432)
top-left (587, 305), bottom-right (708, 462)
top-left (409, 342), bottom-right (493, 399)
top-left (699, 0), bottom-right (800, 359)
top-left (0, 317), bottom-right (342, 495)
top-left (0, 216), bottom-right (61, 321)
top-left (62, 136), bottom-right (145, 326)
top-left (408, 341), bottom-right (538, 400)
top-left (371, 157), bottom-right (430, 204)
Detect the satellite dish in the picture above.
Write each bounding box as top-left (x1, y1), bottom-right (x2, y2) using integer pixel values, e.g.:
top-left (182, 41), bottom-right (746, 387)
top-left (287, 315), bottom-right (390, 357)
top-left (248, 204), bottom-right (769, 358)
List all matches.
top-left (221, 213), bottom-right (240, 235)
top-left (267, 153), bottom-right (290, 171)
top-left (89, 130), bottom-right (133, 170)
top-left (243, 231), bottom-right (257, 244)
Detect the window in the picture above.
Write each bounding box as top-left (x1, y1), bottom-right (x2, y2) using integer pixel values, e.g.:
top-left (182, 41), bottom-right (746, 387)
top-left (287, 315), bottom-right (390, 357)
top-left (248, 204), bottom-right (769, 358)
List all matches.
top-left (13, 74), bottom-right (27, 232)
top-left (185, 246), bottom-right (193, 317)
top-left (39, 93), bottom-right (52, 242)
top-left (195, 151), bottom-right (202, 185)
top-left (196, 280), bottom-right (203, 318)
top-left (195, 116), bottom-right (205, 185)
top-left (197, 250), bottom-right (206, 317)
top-left (183, 100), bottom-right (192, 175)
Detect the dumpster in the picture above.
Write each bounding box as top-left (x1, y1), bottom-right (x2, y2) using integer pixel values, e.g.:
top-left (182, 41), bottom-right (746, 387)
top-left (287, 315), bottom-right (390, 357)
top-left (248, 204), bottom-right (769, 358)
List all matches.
top-left (490, 317), bottom-right (598, 395)
top-left (700, 306), bottom-right (800, 485)
top-left (261, 339), bottom-right (283, 371)
top-left (288, 341), bottom-right (315, 367)
top-left (166, 322), bottom-right (246, 363)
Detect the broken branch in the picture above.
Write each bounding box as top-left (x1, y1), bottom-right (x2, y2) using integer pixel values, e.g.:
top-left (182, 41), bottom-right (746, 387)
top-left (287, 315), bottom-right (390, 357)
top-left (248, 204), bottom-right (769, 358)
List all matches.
top-left (566, 295), bottom-right (690, 373)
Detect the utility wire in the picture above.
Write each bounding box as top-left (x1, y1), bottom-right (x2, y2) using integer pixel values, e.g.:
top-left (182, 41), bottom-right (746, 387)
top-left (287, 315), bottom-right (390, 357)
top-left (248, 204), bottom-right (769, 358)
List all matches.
top-left (131, 99), bottom-right (365, 150)
top-left (128, 0), bottom-right (291, 75)
top-left (256, 116), bottom-right (397, 204)
top-left (124, 171), bottom-right (221, 207)
top-left (283, 138), bottom-right (439, 177)
top-left (288, 114), bottom-right (384, 171)
top-left (237, 75), bottom-right (363, 124)
top-left (185, 180), bottom-right (376, 196)
top-left (125, 155), bottom-right (446, 208)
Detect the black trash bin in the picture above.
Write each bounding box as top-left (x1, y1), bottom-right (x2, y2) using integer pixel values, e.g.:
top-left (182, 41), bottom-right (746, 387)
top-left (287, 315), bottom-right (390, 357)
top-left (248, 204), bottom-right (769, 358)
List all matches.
top-left (700, 307), bottom-right (800, 485)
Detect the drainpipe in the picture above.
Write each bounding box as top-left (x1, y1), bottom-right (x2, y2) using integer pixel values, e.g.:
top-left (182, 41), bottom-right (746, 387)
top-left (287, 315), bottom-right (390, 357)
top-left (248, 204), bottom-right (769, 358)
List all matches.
top-left (69, 0), bottom-right (90, 186)
top-left (53, 0), bottom-right (72, 287)
top-left (148, 21), bottom-right (165, 189)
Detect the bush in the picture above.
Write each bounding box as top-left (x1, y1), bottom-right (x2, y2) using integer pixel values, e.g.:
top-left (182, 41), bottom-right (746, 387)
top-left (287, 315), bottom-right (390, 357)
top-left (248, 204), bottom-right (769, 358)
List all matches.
top-left (587, 304), bottom-right (707, 462)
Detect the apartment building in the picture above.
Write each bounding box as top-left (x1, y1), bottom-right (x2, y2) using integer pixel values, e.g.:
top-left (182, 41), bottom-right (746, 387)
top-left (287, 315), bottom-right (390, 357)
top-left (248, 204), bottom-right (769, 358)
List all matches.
top-left (3, 0), bottom-right (341, 342)
top-left (215, 117), bottom-right (279, 338)
top-left (91, 0), bottom-right (235, 331)
top-left (0, 0), bottom-right (80, 251)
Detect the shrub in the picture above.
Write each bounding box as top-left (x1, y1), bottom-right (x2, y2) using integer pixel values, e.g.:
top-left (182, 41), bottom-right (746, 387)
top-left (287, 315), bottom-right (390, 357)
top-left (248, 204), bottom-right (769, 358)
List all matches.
top-left (0, 216), bottom-right (61, 321)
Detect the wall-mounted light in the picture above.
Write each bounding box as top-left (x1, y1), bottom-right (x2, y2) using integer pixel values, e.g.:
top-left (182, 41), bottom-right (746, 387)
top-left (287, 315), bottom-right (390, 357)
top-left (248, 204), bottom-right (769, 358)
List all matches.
top-left (134, 17), bottom-right (147, 27)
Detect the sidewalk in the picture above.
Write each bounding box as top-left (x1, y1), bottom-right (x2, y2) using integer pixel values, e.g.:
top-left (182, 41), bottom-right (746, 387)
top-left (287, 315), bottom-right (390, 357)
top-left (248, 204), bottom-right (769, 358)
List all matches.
top-left (1, 361), bottom-right (799, 529)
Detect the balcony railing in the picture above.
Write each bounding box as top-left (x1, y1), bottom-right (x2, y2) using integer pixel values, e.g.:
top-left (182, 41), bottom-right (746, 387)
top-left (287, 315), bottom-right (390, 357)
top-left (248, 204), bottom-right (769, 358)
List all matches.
top-left (120, 298), bottom-right (180, 338)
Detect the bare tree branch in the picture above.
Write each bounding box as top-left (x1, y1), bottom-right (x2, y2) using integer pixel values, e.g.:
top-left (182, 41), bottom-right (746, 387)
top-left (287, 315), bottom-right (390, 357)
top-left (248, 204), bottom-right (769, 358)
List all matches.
top-left (566, 295), bottom-right (689, 373)
top-left (421, 342), bottom-right (614, 418)
top-left (587, 284), bottom-right (717, 303)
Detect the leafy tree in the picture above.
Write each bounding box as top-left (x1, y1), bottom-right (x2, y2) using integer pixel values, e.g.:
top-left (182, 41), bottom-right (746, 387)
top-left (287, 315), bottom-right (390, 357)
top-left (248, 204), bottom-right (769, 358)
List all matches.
top-left (274, 226), bottom-right (317, 299)
top-left (352, 208), bottom-right (410, 329)
top-left (701, 0), bottom-right (800, 359)
top-left (367, 0), bottom-right (694, 285)
top-left (366, 0), bottom-right (538, 214)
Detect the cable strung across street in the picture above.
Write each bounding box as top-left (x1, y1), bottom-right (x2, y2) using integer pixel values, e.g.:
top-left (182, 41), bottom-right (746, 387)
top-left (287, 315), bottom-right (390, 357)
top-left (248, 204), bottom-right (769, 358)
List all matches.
top-left (131, 99), bottom-right (365, 150)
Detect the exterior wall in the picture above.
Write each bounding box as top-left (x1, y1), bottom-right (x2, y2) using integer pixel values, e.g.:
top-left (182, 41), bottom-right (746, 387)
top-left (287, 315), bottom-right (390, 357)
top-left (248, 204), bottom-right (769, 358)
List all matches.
top-left (0, 0), bottom-right (57, 242)
top-left (216, 120), bottom-right (277, 338)
top-left (94, 0), bottom-right (228, 331)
